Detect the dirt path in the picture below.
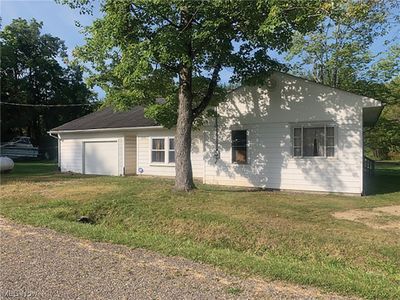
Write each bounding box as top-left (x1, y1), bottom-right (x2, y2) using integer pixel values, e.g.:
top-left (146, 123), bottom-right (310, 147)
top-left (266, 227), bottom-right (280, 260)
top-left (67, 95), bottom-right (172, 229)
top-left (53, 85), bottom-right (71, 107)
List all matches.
top-left (0, 217), bottom-right (352, 300)
top-left (333, 205), bottom-right (400, 230)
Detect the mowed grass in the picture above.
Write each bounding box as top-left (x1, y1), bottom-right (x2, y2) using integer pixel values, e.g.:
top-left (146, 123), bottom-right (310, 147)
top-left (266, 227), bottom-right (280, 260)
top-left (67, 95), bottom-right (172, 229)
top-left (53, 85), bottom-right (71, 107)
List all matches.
top-left (1, 162), bottom-right (399, 299)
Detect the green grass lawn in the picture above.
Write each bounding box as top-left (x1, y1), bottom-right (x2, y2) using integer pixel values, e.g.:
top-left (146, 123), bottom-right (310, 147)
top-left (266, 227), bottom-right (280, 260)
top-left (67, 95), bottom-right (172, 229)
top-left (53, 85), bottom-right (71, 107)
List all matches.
top-left (1, 162), bottom-right (399, 299)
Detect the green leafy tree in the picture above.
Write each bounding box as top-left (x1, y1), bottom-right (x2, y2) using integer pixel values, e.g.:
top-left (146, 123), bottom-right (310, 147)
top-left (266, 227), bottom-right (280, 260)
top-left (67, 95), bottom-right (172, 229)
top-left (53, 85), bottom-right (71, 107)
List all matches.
top-left (60, 0), bottom-right (328, 191)
top-left (0, 18), bottom-right (95, 157)
top-left (369, 44), bottom-right (400, 87)
top-left (287, 0), bottom-right (397, 88)
top-left (364, 75), bottom-right (400, 159)
top-left (286, 1), bottom-right (400, 160)
top-left (359, 45), bottom-right (400, 160)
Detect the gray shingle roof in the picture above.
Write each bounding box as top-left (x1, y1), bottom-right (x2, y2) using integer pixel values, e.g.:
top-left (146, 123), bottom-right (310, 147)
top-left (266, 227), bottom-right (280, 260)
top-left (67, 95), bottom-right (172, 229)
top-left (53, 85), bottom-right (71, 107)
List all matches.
top-left (50, 106), bottom-right (157, 131)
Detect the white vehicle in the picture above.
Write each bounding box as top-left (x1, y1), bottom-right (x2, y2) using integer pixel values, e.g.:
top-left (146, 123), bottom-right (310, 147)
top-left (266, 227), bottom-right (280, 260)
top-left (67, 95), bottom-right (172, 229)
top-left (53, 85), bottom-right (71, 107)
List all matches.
top-left (0, 136), bottom-right (39, 158)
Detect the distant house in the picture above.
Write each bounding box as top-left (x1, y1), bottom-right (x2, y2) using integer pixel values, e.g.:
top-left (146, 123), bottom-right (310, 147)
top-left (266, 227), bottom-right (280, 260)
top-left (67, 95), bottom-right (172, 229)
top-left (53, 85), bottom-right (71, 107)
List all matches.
top-left (49, 72), bottom-right (382, 195)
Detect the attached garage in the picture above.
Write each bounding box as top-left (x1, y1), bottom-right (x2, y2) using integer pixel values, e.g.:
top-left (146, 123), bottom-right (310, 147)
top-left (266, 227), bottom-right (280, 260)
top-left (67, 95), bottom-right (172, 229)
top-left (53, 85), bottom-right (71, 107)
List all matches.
top-left (57, 134), bottom-right (125, 176)
top-left (49, 106), bottom-right (159, 176)
top-left (49, 72), bottom-right (383, 195)
top-left (83, 141), bottom-right (118, 175)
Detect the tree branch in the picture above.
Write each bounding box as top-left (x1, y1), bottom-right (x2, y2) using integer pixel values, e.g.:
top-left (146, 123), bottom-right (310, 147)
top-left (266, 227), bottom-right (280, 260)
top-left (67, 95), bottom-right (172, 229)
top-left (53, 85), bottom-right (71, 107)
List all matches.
top-left (160, 63), bottom-right (181, 72)
top-left (156, 10), bottom-right (180, 29)
top-left (179, 8), bottom-right (199, 33)
top-left (131, 4), bottom-right (179, 29)
top-left (192, 64), bottom-right (222, 118)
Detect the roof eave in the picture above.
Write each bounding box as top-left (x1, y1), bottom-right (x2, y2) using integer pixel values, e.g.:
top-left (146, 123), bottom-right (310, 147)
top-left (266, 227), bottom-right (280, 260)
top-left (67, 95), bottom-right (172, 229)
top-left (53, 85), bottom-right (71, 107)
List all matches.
top-left (48, 125), bottom-right (164, 134)
top-left (363, 105), bottom-right (385, 128)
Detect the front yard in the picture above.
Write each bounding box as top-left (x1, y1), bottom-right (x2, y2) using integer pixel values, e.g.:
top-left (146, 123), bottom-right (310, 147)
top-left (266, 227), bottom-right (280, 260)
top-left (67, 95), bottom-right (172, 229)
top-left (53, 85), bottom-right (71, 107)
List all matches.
top-left (1, 162), bottom-right (399, 299)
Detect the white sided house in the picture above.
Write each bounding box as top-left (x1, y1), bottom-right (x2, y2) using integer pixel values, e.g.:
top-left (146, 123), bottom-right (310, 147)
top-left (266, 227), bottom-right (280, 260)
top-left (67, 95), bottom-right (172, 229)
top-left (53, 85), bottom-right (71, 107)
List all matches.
top-left (49, 72), bottom-right (382, 195)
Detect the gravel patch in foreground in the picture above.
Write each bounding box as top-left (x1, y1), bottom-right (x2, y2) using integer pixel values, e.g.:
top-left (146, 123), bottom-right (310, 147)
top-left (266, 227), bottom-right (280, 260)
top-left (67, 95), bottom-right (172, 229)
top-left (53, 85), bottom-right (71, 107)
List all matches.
top-left (0, 218), bottom-right (353, 300)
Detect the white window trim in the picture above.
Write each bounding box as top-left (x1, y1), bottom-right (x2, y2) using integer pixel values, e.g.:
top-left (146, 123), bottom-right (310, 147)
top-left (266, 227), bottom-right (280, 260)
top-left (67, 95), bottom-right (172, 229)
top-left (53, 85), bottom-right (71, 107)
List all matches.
top-left (291, 122), bottom-right (337, 159)
top-left (149, 137), bottom-right (175, 166)
top-left (168, 137), bottom-right (175, 164)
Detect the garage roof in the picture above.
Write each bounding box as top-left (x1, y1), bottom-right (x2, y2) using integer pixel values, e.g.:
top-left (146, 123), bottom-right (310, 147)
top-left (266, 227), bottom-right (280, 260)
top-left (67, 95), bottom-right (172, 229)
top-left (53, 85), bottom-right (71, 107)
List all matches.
top-left (50, 106), bottom-right (157, 132)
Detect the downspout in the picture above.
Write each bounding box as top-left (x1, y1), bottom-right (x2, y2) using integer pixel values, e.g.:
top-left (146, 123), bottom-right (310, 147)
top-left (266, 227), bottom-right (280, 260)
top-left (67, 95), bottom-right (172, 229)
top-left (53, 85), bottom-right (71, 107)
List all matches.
top-left (213, 107), bottom-right (220, 163)
top-left (48, 132), bottom-right (61, 170)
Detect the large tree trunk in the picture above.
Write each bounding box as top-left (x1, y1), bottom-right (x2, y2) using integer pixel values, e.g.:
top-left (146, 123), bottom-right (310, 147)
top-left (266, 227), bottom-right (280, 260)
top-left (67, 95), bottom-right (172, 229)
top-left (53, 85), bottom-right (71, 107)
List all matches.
top-left (174, 66), bottom-right (195, 191)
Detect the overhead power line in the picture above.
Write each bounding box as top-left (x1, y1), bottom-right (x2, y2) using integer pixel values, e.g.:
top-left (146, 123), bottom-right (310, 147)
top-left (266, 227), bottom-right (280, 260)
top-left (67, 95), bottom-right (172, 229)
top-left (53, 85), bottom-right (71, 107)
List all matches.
top-left (0, 101), bottom-right (99, 107)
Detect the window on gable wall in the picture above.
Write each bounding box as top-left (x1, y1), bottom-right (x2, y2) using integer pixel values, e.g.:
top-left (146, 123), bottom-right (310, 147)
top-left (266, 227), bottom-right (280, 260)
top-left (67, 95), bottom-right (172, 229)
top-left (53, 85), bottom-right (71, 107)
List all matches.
top-left (232, 130), bottom-right (247, 164)
top-left (293, 124), bottom-right (335, 157)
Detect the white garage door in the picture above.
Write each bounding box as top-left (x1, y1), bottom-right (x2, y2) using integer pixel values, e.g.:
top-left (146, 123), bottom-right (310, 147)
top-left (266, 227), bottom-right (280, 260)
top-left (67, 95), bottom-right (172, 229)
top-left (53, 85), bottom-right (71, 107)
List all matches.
top-left (84, 141), bottom-right (118, 176)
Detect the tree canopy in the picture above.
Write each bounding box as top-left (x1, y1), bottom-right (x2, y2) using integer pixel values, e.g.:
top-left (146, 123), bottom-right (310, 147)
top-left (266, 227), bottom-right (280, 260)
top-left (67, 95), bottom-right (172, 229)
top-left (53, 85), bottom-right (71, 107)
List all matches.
top-left (286, 1), bottom-right (400, 160)
top-left (60, 0), bottom-right (331, 190)
top-left (287, 0), bottom-right (397, 87)
top-left (0, 18), bottom-right (95, 157)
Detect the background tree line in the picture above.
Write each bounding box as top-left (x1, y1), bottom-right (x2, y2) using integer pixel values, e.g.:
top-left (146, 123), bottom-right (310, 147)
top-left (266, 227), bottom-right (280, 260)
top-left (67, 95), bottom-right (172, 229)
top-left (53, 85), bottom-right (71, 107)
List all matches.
top-left (1, 0), bottom-right (398, 167)
top-left (0, 18), bottom-right (97, 159)
top-left (286, 0), bottom-right (399, 160)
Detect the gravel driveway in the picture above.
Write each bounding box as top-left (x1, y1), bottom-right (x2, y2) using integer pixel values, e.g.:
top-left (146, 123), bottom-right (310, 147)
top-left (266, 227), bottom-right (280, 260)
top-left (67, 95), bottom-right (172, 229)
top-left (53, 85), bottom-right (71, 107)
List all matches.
top-left (0, 217), bottom-right (352, 300)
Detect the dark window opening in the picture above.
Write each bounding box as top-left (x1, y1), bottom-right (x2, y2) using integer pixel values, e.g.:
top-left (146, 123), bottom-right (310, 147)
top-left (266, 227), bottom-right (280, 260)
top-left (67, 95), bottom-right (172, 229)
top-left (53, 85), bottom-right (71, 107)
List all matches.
top-left (293, 125), bottom-right (335, 157)
top-left (232, 130), bottom-right (247, 164)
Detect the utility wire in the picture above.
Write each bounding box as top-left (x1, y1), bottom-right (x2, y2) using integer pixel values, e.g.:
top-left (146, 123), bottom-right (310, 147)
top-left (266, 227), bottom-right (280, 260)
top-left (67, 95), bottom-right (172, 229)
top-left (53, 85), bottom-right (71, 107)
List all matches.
top-left (0, 101), bottom-right (99, 107)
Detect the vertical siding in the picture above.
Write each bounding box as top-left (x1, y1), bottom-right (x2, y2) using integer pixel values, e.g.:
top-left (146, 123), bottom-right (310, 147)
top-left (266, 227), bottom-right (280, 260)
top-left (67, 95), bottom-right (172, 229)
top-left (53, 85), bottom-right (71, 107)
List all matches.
top-left (124, 135), bottom-right (136, 175)
top-left (136, 129), bottom-right (204, 179)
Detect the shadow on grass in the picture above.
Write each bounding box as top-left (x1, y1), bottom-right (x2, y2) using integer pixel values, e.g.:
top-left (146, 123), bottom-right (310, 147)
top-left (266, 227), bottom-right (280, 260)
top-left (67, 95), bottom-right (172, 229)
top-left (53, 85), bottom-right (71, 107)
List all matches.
top-left (364, 161), bottom-right (400, 195)
top-left (199, 185), bottom-right (267, 193)
top-left (1, 161), bottom-right (96, 184)
top-left (4, 161), bottom-right (400, 197)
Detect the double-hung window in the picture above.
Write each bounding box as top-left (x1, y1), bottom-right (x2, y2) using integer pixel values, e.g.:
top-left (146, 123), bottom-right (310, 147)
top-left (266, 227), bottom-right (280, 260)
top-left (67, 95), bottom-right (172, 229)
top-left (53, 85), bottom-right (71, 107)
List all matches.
top-left (293, 124), bottom-right (335, 158)
top-left (151, 137), bottom-right (175, 164)
top-left (151, 138), bottom-right (165, 163)
top-left (232, 130), bottom-right (247, 164)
